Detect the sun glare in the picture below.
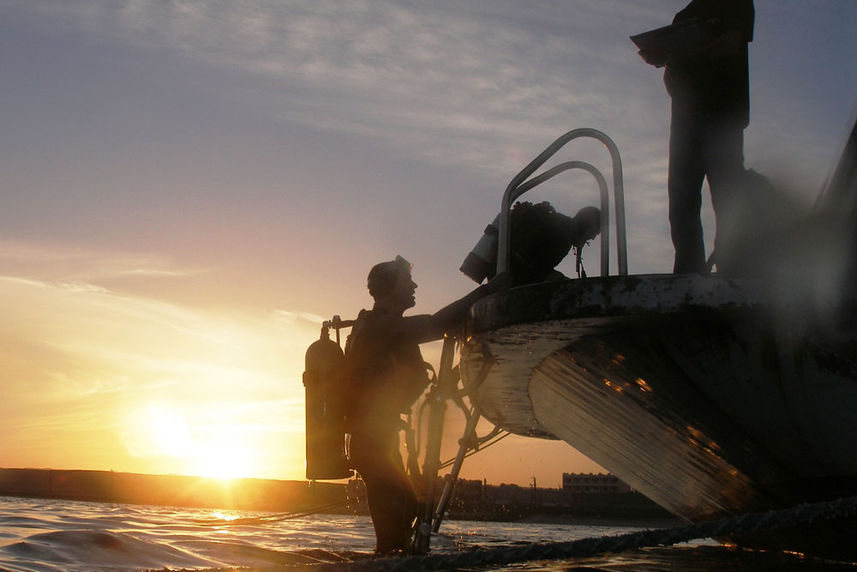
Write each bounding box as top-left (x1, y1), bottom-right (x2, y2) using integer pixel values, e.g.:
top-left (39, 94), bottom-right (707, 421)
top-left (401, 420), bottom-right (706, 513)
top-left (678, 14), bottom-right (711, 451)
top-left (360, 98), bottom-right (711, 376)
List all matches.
top-left (148, 405), bottom-right (194, 457)
top-left (191, 436), bottom-right (255, 480)
top-left (126, 403), bottom-right (258, 480)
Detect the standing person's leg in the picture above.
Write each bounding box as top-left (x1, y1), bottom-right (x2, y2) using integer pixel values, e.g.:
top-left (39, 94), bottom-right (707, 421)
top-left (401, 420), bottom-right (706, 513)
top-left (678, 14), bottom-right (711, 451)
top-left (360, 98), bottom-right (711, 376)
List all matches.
top-left (350, 430), bottom-right (418, 554)
top-left (703, 121), bottom-right (746, 268)
top-left (382, 442), bottom-right (419, 552)
top-left (668, 111), bottom-right (707, 273)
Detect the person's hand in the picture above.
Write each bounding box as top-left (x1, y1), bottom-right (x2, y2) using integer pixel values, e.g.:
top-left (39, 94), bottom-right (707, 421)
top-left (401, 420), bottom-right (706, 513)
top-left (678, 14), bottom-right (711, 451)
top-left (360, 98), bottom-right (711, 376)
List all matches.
top-left (484, 271), bottom-right (514, 294)
top-left (638, 48), bottom-right (667, 68)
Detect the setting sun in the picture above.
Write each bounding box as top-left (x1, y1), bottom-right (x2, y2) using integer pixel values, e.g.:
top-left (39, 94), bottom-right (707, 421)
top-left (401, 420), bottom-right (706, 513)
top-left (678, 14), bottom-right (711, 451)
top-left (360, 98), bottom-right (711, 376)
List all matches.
top-left (147, 404), bottom-right (194, 458)
top-left (191, 434), bottom-right (256, 480)
top-left (120, 403), bottom-right (266, 480)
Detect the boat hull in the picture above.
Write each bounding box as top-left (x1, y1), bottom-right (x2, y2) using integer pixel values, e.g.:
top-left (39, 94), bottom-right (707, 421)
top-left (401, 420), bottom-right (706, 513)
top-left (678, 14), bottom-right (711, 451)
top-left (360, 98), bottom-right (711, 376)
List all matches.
top-left (462, 274), bottom-right (857, 554)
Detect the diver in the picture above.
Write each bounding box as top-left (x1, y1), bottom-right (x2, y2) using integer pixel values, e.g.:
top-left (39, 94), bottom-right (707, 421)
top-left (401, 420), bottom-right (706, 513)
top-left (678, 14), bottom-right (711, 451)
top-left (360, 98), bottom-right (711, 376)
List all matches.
top-left (460, 202), bottom-right (601, 285)
top-left (343, 255), bottom-right (509, 554)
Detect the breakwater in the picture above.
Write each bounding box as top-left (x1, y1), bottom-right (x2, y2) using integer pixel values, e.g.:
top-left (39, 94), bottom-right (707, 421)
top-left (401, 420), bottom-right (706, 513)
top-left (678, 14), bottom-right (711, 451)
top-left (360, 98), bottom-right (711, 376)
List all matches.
top-left (0, 468), bottom-right (674, 523)
top-left (0, 468), bottom-right (345, 513)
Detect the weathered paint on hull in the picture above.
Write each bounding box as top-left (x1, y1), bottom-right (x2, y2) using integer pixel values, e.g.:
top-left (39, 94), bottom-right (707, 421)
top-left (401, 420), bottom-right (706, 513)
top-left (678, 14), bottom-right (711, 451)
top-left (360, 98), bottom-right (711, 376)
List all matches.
top-left (462, 274), bottom-right (857, 523)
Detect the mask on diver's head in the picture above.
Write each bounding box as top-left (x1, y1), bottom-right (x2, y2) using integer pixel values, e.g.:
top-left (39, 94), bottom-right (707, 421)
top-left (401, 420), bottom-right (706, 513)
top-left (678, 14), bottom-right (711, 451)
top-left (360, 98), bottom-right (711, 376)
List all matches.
top-left (394, 255), bottom-right (412, 272)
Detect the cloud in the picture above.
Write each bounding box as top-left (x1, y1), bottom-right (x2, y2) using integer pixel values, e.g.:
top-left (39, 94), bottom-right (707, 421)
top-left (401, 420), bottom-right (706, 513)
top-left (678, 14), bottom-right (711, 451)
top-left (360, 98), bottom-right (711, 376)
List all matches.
top-left (36, 0), bottom-right (684, 275)
top-left (9, 0), bottom-right (853, 279)
top-left (19, 0), bottom-right (850, 278)
top-left (0, 240), bottom-right (200, 285)
top-left (24, 0), bottom-right (666, 180)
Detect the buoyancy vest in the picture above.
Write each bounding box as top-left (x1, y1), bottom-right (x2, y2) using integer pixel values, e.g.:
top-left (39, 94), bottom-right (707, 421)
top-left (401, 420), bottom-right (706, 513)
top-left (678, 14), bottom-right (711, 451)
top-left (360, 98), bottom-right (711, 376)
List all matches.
top-left (343, 308), bottom-right (430, 432)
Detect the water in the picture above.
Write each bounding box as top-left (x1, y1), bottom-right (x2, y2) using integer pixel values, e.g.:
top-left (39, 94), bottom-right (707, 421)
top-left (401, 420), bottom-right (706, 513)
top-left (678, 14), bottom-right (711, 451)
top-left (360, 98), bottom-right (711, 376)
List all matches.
top-left (0, 495), bottom-right (854, 571)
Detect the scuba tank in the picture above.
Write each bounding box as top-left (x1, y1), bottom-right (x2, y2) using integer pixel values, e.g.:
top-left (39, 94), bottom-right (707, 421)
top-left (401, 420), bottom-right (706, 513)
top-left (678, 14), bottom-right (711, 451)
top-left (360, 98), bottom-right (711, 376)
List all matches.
top-left (459, 213), bottom-right (500, 283)
top-left (303, 319), bottom-right (353, 480)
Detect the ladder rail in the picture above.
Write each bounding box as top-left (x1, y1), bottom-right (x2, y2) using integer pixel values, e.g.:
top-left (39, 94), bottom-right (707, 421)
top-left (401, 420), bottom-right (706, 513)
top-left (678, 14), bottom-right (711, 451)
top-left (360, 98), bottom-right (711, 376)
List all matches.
top-left (418, 129), bottom-right (628, 552)
top-left (511, 160), bottom-right (611, 277)
top-left (497, 128), bottom-right (627, 277)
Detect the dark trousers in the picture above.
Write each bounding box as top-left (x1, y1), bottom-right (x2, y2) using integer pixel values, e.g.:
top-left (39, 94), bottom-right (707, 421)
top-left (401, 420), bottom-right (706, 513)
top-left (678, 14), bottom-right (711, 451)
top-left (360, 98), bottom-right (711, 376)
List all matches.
top-left (350, 428), bottom-right (418, 553)
top-left (668, 107), bottom-right (747, 273)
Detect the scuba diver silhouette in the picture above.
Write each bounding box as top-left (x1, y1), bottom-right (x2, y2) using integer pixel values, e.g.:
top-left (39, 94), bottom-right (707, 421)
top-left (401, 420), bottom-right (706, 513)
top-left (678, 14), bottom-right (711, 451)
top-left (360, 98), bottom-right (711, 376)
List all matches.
top-left (343, 255), bottom-right (508, 554)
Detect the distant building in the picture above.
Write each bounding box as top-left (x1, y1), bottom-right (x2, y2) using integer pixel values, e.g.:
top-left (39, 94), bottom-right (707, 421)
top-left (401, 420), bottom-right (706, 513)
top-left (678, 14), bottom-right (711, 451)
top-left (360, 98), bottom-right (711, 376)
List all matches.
top-left (453, 478), bottom-right (486, 504)
top-left (562, 472), bottom-right (631, 494)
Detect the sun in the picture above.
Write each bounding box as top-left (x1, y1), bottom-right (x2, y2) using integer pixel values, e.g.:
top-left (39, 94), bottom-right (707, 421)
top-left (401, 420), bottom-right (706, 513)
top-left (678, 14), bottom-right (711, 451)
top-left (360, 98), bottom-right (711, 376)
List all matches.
top-left (127, 403), bottom-right (258, 480)
top-left (146, 404), bottom-right (194, 457)
top-left (191, 435), bottom-right (255, 480)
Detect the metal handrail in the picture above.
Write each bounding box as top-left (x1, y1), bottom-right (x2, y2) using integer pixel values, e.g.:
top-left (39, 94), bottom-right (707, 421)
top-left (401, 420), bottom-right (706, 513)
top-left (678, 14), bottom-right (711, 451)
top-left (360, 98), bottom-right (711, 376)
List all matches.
top-left (497, 128), bottom-right (627, 276)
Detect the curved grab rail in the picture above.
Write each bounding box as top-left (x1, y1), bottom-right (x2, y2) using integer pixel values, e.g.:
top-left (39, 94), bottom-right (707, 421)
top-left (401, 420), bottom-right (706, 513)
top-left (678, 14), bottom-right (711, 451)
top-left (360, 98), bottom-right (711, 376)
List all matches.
top-left (497, 128), bottom-right (627, 276)
top-left (511, 161), bottom-right (610, 277)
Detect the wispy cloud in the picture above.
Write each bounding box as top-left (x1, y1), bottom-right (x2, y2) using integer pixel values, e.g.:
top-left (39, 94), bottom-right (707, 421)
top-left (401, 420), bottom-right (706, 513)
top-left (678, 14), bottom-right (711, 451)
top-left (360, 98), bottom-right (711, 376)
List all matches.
top-left (15, 1), bottom-right (853, 280)
top-left (28, 0), bottom-right (666, 178)
top-left (0, 240), bottom-right (200, 285)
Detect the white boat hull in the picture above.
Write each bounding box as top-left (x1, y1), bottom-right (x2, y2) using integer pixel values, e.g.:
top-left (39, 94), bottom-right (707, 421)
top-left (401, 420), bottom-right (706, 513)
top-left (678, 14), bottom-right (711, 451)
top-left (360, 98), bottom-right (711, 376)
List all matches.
top-left (462, 274), bottom-right (857, 523)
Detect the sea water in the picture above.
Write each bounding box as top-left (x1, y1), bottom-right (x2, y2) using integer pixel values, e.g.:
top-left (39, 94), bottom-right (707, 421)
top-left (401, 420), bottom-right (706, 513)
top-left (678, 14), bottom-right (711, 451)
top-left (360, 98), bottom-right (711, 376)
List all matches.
top-left (0, 495), bottom-right (853, 571)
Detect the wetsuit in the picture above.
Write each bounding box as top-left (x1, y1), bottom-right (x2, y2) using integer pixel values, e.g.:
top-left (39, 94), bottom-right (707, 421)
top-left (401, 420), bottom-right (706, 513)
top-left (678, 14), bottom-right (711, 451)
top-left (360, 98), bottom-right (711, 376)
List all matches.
top-left (344, 286), bottom-right (492, 553)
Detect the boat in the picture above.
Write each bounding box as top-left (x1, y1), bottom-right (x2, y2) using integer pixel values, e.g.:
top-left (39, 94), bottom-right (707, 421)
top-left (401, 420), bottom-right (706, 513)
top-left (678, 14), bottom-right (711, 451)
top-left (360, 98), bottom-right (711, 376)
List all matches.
top-left (457, 115), bottom-right (857, 558)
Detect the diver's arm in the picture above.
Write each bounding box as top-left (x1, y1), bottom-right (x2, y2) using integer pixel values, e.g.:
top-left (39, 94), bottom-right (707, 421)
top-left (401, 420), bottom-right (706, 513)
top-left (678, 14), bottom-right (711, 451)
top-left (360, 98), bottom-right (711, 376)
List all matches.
top-left (395, 273), bottom-right (512, 343)
top-left (430, 284), bottom-right (491, 333)
top-left (387, 291), bottom-right (482, 345)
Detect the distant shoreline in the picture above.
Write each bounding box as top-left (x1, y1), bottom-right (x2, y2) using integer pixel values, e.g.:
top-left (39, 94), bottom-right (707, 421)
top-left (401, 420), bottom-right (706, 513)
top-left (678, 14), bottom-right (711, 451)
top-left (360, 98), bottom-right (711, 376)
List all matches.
top-left (0, 468), bottom-right (346, 514)
top-left (1, 468), bottom-right (678, 527)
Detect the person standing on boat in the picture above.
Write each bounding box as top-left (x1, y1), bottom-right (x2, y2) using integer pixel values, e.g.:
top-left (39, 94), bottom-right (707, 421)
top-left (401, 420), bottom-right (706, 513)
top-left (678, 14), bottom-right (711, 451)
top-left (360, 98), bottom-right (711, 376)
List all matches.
top-left (343, 255), bottom-right (507, 554)
top-left (639, 0), bottom-right (754, 273)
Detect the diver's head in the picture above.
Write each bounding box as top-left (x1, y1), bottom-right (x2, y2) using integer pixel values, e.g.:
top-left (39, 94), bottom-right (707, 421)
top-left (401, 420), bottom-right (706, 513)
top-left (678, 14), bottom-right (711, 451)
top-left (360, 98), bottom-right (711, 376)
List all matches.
top-left (571, 206), bottom-right (601, 247)
top-left (367, 255), bottom-right (417, 310)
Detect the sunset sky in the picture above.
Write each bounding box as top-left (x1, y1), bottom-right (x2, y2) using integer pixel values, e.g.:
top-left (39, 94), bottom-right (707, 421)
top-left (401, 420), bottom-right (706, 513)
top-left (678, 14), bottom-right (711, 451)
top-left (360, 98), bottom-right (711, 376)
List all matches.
top-left (2, 1), bottom-right (855, 488)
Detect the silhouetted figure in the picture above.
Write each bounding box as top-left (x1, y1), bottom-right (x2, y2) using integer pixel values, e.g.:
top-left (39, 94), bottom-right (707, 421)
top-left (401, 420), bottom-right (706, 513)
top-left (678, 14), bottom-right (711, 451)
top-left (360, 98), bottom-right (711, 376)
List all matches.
top-left (343, 256), bottom-right (507, 554)
top-left (460, 202), bottom-right (601, 285)
top-left (637, 0), bottom-right (754, 273)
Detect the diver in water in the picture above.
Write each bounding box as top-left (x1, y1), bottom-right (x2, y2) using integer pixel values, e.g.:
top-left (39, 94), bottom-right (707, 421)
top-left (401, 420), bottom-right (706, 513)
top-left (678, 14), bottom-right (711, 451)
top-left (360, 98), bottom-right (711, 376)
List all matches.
top-left (343, 256), bottom-right (508, 554)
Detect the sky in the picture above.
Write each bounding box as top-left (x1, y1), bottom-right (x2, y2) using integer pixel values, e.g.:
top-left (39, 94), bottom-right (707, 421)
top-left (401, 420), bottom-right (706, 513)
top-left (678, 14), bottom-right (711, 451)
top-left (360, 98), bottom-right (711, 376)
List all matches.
top-left (1, 0), bottom-right (856, 489)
